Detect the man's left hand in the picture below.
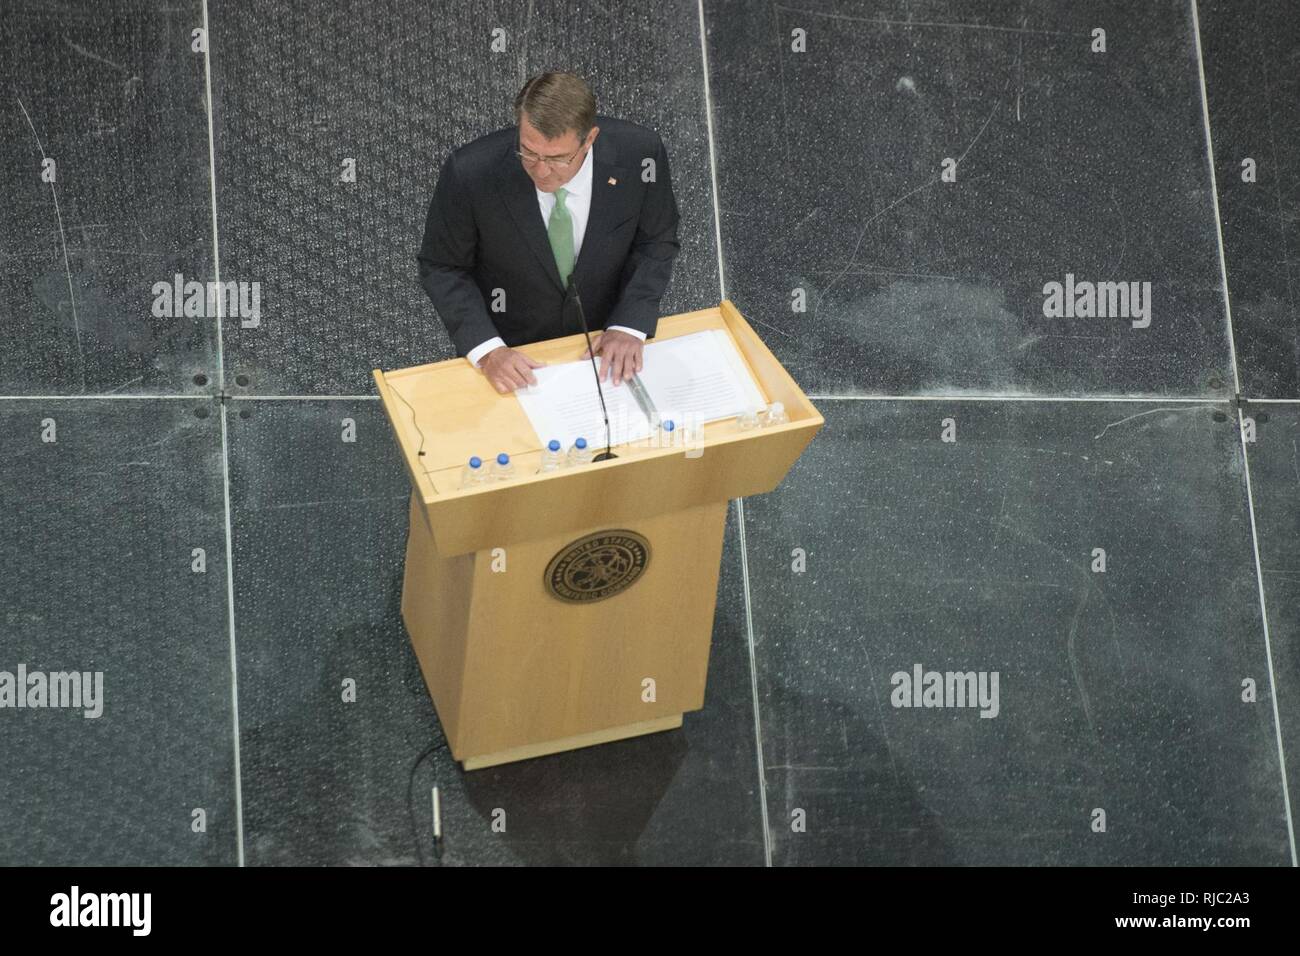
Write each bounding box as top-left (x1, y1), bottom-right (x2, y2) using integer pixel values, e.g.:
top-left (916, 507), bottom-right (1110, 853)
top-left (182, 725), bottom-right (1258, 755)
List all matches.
top-left (579, 329), bottom-right (643, 386)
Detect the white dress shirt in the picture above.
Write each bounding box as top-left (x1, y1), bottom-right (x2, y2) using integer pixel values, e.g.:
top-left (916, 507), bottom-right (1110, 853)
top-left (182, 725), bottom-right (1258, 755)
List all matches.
top-left (467, 144), bottom-right (647, 368)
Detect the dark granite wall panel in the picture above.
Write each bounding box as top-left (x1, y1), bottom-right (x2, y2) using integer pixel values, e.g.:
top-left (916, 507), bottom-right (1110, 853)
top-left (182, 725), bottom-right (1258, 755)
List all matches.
top-left (705, 0), bottom-right (1231, 397)
top-left (0, 399), bottom-right (236, 865)
top-left (743, 399), bottom-right (1290, 864)
top-left (1200, 0), bottom-right (1300, 398)
top-left (223, 399), bottom-right (417, 864)
top-left (0, 1), bottom-right (217, 395)
top-left (210, 0), bottom-right (719, 395)
top-left (226, 399), bottom-right (763, 864)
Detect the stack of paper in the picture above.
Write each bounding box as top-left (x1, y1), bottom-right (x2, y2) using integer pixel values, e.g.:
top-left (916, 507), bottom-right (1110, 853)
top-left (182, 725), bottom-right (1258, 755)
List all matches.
top-left (514, 329), bottom-right (768, 451)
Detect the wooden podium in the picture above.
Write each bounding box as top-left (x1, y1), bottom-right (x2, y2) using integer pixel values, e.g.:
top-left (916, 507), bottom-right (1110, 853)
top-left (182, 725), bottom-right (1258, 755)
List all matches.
top-left (373, 301), bottom-right (822, 770)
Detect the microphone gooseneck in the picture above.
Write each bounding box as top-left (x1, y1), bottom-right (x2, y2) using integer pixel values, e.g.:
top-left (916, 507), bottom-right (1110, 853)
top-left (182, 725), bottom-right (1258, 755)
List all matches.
top-left (567, 274), bottom-right (617, 462)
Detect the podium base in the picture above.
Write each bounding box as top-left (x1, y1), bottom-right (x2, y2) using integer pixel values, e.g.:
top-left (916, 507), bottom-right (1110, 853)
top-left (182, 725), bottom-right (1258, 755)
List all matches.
top-left (461, 714), bottom-right (683, 771)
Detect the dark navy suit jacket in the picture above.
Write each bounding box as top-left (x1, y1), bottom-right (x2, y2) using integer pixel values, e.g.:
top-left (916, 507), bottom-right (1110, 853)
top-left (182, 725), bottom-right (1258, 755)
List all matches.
top-left (417, 115), bottom-right (681, 357)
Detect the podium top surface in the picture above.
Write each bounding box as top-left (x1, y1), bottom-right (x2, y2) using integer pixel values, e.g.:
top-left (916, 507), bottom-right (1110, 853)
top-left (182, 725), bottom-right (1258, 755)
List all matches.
top-left (373, 303), bottom-right (822, 554)
top-left (374, 302), bottom-right (816, 501)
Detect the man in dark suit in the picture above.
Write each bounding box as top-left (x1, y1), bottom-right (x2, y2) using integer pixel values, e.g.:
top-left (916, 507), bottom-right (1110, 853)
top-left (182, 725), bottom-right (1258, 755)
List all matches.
top-left (417, 72), bottom-right (681, 394)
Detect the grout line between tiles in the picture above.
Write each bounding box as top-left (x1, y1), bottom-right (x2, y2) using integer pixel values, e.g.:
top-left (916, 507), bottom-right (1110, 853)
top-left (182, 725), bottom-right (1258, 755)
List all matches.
top-left (202, 0), bottom-right (226, 393)
top-left (698, 0), bottom-right (727, 303)
top-left (1235, 403), bottom-right (1298, 865)
top-left (805, 394), bottom-right (1230, 403)
top-left (217, 402), bottom-right (246, 869)
top-left (734, 497), bottom-right (772, 867)
top-left (699, 0), bottom-right (770, 867)
top-left (227, 394), bottom-right (380, 401)
top-left (4, 393), bottom-right (1300, 403)
top-left (202, 0), bottom-right (245, 868)
top-left (1191, 0), bottom-right (1242, 398)
top-left (0, 394), bottom-right (378, 400)
top-left (0, 394), bottom-right (212, 400)
top-left (1194, 0), bottom-right (1297, 866)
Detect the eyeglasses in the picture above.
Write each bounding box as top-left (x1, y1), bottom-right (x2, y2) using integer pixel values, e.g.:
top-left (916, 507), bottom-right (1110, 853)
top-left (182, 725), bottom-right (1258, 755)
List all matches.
top-left (516, 139), bottom-right (586, 170)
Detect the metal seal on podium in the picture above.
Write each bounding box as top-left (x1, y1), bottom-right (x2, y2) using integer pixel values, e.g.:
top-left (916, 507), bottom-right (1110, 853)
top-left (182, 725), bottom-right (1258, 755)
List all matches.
top-left (545, 529), bottom-right (650, 603)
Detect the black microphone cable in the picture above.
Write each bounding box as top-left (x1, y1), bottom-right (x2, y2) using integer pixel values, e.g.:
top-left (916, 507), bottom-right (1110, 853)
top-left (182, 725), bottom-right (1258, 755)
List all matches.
top-left (406, 736), bottom-right (450, 865)
top-left (388, 382), bottom-right (440, 494)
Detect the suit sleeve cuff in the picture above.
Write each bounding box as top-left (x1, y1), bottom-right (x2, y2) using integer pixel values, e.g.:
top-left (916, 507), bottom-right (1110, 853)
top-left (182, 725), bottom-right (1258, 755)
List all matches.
top-left (606, 325), bottom-right (647, 341)
top-left (467, 337), bottom-right (506, 368)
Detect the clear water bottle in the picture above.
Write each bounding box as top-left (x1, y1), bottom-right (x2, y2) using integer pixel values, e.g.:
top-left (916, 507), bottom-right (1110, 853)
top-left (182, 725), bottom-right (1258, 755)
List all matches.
top-left (490, 451), bottom-right (515, 481)
top-left (658, 418), bottom-right (677, 447)
top-left (684, 417), bottom-right (705, 453)
top-left (567, 437), bottom-right (593, 466)
top-left (762, 401), bottom-right (788, 426)
top-left (738, 406), bottom-right (761, 430)
top-left (460, 455), bottom-right (487, 489)
top-left (538, 439), bottom-right (565, 473)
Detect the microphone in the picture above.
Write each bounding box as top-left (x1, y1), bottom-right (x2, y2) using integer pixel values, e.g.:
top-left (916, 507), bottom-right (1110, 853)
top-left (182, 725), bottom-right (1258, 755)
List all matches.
top-left (567, 274), bottom-right (617, 462)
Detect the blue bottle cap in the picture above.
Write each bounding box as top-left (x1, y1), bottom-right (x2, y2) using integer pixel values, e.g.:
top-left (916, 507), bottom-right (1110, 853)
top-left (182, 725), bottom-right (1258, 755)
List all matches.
top-left (663, 419), bottom-right (675, 431)
top-left (548, 439), bottom-right (560, 451)
top-left (469, 456), bottom-right (481, 468)
top-left (497, 452), bottom-right (510, 465)
top-left (575, 437), bottom-right (587, 449)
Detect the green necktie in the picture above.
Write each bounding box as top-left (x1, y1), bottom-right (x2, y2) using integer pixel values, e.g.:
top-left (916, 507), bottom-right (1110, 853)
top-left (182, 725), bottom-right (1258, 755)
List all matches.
top-left (548, 186), bottom-right (575, 283)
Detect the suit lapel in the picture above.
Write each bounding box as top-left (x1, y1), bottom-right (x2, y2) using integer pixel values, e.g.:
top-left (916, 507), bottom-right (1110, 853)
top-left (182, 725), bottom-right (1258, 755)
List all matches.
top-left (574, 135), bottom-right (631, 283)
top-left (496, 141), bottom-right (566, 293)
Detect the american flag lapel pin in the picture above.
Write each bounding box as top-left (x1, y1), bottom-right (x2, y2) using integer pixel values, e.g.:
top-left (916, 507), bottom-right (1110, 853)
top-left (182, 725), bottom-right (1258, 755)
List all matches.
top-left (608, 177), bottom-right (617, 185)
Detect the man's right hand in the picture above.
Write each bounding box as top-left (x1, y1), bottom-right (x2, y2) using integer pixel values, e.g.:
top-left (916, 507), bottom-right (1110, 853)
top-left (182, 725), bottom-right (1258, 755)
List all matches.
top-left (479, 346), bottom-right (546, 393)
